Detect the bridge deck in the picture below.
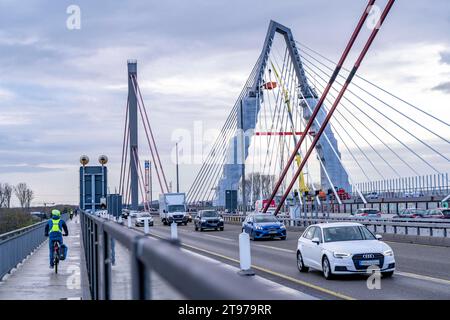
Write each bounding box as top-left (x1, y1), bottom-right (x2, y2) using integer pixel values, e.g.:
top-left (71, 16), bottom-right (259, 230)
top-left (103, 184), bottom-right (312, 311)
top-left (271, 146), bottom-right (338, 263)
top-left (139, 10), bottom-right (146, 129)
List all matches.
top-left (0, 218), bottom-right (86, 300)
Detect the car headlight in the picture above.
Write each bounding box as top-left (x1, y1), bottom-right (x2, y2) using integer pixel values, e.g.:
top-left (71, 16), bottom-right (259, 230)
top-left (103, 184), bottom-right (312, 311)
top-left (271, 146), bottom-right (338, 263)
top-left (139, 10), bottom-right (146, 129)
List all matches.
top-left (201, 219), bottom-right (206, 223)
top-left (383, 249), bottom-right (394, 256)
top-left (333, 252), bottom-right (351, 258)
top-left (279, 224), bottom-right (286, 229)
top-left (255, 225), bottom-right (263, 230)
top-left (219, 218), bottom-right (224, 222)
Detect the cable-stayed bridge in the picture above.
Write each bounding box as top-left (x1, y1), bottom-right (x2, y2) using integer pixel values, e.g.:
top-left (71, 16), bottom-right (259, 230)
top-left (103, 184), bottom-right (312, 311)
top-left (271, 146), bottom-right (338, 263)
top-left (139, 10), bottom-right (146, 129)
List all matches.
top-left (1, 1), bottom-right (450, 301)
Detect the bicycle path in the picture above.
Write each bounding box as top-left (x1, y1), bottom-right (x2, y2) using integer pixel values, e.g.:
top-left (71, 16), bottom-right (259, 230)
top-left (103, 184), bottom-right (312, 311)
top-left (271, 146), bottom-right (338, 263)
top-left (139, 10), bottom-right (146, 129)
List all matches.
top-left (0, 217), bottom-right (85, 300)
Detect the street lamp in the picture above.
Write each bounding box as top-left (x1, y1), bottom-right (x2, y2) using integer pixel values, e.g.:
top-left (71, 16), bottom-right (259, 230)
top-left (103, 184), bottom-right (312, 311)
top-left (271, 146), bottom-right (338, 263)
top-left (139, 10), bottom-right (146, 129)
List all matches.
top-left (176, 142), bottom-right (180, 193)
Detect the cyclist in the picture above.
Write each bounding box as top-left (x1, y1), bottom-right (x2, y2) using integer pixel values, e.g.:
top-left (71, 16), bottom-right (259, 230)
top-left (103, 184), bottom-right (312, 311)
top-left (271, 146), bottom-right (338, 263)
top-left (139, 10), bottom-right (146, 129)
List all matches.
top-left (44, 209), bottom-right (69, 269)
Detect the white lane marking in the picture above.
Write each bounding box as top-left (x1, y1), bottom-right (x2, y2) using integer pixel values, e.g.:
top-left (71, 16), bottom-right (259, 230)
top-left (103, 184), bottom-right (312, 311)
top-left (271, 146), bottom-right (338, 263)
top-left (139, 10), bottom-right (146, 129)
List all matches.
top-left (204, 234), bottom-right (235, 242)
top-left (255, 244), bottom-right (296, 254)
top-left (396, 271), bottom-right (450, 286)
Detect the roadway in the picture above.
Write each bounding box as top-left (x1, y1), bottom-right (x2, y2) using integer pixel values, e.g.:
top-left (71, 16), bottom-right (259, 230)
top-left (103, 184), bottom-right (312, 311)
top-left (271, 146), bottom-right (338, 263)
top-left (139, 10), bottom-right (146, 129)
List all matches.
top-left (131, 219), bottom-right (450, 300)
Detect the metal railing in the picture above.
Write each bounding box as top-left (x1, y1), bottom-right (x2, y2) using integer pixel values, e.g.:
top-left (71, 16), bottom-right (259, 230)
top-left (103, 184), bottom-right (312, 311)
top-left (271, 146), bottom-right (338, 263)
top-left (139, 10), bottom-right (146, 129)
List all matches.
top-left (0, 221), bottom-right (47, 279)
top-left (80, 211), bottom-right (297, 300)
top-left (223, 215), bottom-right (450, 238)
top-left (191, 196), bottom-right (446, 216)
top-left (0, 213), bottom-right (69, 280)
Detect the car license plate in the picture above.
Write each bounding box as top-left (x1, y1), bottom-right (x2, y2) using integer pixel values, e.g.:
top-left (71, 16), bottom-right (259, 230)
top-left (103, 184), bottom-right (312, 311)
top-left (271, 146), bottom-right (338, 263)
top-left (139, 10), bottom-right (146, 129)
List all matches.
top-left (359, 260), bottom-right (379, 266)
top-left (269, 230), bottom-right (277, 234)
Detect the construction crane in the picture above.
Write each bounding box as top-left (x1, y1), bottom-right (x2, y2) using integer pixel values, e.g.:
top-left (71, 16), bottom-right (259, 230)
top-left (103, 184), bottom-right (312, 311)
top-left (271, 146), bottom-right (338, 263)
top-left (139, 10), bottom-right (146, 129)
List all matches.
top-left (268, 61), bottom-right (309, 194)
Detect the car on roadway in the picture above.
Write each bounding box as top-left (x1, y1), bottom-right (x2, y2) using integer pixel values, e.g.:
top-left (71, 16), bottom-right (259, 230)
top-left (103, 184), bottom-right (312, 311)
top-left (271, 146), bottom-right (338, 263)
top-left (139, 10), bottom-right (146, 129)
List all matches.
top-left (365, 192), bottom-right (379, 200)
top-left (129, 210), bottom-right (139, 218)
top-left (121, 209), bottom-right (130, 218)
top-left (393, 208), bottom-right (426, 219)
top-left (194, 210), bottom-right (224, 231)
top-left (242, 214), bottom-right (286, 240)
top-left (134, 212), bottom-right (154, 227)
top-left (434, 208), bottom-right (450, 219)
top-left (351, 208), bottom-right (381, 218)
top-left (296, 222), bottom-right (395, 280)
top-left (421, 208), bottom-right (448, 219)
top-left (95, 210), bottom-right (107, 217)
top-left (404, 191), bottom-right (424, 198)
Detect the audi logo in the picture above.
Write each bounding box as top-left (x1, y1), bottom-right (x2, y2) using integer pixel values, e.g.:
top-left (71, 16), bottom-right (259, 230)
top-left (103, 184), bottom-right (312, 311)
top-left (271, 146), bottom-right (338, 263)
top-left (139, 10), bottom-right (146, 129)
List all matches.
top-left (363, 254), bottom-right (375, 259)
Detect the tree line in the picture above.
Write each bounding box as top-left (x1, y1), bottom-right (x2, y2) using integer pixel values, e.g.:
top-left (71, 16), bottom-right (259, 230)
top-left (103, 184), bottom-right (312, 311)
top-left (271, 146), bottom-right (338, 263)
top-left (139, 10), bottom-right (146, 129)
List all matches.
top-left (0, 182), bottom-right (34, 209)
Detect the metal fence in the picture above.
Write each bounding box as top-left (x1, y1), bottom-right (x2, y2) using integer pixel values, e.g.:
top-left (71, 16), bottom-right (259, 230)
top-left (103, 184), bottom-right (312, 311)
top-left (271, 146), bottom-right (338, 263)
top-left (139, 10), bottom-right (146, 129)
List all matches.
top-left (80, 211), bottom-right (297, 300)
top-left (191, 197), bottom-right (446, 216)
top-left (285, 197), bottom-right (445, 216)
top-left (0, 213), bottom-right (69, 280)
top-left (223, 215), bottom-right (450, 238)
top-left (0, 221), bottom-right (47, 279)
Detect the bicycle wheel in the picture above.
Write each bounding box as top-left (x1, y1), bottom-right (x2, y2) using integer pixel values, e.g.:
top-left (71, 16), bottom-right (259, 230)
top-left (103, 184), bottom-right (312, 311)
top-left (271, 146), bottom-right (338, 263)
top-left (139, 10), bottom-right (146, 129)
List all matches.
top-left (54, 245), bottom-right (59, 274)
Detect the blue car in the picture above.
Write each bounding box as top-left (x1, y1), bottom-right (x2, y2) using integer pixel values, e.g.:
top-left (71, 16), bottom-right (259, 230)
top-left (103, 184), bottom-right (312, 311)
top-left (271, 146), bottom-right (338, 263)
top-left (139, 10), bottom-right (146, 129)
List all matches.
top-left (242, 214), bottom-right (287, 240)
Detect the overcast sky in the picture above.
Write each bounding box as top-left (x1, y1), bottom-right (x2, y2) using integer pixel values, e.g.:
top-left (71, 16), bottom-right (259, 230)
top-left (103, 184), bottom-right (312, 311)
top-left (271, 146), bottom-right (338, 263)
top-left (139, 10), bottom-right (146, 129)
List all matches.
top-left (0, 0), bottom-right (449, 206)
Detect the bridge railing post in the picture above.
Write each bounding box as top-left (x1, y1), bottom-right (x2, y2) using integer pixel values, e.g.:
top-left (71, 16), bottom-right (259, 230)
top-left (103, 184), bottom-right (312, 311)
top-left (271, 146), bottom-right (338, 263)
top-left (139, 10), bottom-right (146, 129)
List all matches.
top-left (131, 237), bottom-right (150, 300)
top-left (96, 222), bottom-right (111, 300)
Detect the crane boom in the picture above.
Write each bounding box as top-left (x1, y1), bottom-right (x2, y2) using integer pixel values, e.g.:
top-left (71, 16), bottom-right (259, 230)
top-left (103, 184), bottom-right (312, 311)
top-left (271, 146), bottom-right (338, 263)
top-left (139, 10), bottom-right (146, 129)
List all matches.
top-left (269, 61), bottom-right (309, 193)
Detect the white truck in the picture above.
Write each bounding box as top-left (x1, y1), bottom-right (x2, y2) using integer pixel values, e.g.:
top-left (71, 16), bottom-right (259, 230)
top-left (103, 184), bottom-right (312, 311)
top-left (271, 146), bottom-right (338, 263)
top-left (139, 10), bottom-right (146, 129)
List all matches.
top-left (159, 193), bottom-right (189, 225)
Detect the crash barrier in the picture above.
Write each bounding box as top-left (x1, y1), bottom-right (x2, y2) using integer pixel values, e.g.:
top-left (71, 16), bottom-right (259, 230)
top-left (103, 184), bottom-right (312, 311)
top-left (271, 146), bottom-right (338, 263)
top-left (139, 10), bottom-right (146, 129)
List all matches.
top-left (223, 215), bottom-right (450, 238)
top-left (80, 211), bottom-right (297, 300)
top-left (0, 213), bottom-right (68, 279)
top-left (208, 196), bottom-right (445, 216)
top-left (285, 197), bottom-right (445, 215)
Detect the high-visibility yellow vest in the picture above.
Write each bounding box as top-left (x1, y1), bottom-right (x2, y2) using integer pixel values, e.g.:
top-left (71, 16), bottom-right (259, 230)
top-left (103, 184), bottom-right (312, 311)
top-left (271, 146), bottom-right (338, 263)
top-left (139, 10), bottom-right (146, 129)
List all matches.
top-left (50, 219), bottom-right (61, 233)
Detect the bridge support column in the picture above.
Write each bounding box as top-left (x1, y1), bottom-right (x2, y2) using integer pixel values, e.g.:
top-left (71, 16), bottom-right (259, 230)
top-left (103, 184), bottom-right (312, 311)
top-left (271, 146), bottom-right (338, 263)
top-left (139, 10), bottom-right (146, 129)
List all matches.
top-left (128, 60), bottom-right (139, 210)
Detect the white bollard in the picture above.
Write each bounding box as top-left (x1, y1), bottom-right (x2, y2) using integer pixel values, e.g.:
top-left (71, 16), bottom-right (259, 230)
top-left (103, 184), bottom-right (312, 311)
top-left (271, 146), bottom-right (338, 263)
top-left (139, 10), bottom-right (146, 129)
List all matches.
top-left (144, 218), bottom-right (149, 235)
top-left (128, 216), bottom-right (132, 228)
top-left (238, 231), bottom-right (254, 276)
top-left (118, 216), bottom-right (123, 224)
top-left (171, 221), bottom-right (178, 240)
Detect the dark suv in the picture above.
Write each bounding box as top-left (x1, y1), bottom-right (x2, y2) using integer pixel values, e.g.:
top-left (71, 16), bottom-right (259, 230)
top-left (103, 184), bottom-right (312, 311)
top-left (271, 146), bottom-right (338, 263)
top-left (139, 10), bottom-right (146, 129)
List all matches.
top-left (194, 210), bottom-right (224, 231)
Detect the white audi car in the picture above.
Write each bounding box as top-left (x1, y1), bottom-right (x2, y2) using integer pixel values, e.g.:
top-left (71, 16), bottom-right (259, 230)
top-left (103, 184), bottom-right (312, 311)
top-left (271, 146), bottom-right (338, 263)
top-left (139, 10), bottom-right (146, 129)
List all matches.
top-left (296, 222), bottom-right (395, 279)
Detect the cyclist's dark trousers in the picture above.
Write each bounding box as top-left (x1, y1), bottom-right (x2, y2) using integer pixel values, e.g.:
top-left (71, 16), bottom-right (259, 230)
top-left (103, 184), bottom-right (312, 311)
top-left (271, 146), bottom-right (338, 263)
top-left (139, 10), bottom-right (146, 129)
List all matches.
top-left (49, 234), bottom-right (63, 266)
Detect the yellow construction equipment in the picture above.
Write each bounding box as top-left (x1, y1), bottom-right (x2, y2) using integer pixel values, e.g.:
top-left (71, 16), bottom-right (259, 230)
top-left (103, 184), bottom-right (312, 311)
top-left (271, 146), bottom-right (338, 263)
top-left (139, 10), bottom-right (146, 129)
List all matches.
top-left (270, 61), bottom-right (309, 194)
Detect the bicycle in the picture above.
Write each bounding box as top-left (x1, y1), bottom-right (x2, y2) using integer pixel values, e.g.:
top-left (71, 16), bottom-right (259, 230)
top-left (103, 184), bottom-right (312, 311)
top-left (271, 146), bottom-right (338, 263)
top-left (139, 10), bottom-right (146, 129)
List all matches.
top-left (52, 241), bottom-right (61, 274)
top-left (52, 235), bottom-right (67, 274)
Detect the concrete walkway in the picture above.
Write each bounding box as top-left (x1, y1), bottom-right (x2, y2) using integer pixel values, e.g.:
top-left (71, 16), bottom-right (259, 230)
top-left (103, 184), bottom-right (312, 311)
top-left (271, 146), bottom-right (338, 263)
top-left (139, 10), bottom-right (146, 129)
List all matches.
top-left (0, 217), bottom-right (85, 300)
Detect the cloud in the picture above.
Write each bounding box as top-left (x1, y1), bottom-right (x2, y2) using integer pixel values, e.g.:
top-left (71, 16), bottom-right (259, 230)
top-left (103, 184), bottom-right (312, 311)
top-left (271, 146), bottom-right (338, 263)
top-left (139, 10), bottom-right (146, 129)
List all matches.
top-left (0, 165), bottom-right (63, 174)
top-left (439, 51), bottom-right (450, 65)
top-left (431, 82), bottom-right (450, 94)
top-left (0, 87), bottom-right (15, 100)
top-left (0, 0), bottom-right (449, 205)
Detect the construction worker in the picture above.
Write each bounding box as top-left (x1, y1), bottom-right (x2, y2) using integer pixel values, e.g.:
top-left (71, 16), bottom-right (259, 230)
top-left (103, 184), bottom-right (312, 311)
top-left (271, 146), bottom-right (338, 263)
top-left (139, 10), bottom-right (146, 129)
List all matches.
top-left (44, 209), bottom-right (69, 268)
